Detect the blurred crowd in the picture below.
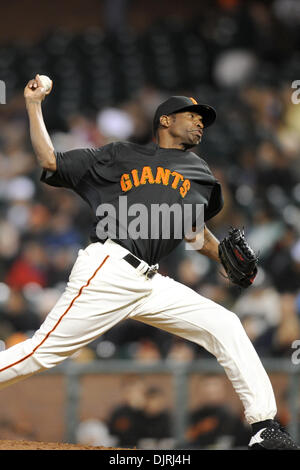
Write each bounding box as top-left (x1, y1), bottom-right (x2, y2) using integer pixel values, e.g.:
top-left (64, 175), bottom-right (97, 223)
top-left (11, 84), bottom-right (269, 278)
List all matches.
top-left (0, 0), bottom-right (299, 448)
top-left (76, 375), bottom-right (252, 450)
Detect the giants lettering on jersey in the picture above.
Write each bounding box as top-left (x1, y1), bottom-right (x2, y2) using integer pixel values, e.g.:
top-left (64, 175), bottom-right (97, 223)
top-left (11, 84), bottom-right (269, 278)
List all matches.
top-left (120, 166), bottom-right (191, 198)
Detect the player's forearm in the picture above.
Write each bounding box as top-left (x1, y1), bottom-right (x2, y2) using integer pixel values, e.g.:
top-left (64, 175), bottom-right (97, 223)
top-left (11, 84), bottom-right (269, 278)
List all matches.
top-left (26, 101), bottom-right (57, 171)
top-left (197, 226), bottom-right (221, 263)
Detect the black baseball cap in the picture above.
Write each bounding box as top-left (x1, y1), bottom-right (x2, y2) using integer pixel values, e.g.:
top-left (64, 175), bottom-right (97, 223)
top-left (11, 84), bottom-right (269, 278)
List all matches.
top-left (153, 96), bottom-right (216, 133)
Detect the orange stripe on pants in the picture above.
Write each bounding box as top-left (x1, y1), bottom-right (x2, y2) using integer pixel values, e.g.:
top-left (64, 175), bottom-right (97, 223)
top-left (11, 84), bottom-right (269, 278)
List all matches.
top-left (0, 255), bottom-right (110, 373)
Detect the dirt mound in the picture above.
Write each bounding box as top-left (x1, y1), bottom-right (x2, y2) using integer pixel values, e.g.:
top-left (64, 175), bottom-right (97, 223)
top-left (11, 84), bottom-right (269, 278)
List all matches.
top-left (0, 439), bottom-right (130, 450)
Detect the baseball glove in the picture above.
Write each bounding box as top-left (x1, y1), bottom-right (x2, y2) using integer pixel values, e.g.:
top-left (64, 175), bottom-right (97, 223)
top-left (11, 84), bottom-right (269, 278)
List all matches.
top-left (218, 227), bottom-right (258, 288)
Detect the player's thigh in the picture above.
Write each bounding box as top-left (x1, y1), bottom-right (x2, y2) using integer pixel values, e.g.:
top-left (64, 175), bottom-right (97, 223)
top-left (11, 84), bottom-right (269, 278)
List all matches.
top-left (130, 273), bottom-right (242, 345)
top-left (32, 284), bottom-right (128, 357)
top-left (31, 252), bottom-right (146, 363)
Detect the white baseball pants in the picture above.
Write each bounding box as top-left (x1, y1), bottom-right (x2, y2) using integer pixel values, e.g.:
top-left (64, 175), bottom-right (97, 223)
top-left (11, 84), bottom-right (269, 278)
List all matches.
top-left (0, 239), bottom-right (276, 424)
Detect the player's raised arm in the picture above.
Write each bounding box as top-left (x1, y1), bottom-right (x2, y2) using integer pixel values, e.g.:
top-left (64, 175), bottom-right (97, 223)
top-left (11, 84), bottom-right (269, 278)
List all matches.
top-left (24, 74), bottom-right (57, 171)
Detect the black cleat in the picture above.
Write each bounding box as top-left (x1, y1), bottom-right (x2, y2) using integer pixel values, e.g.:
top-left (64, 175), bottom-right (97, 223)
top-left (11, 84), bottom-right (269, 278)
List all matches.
top-left (248, 421), bottom-right (299, 450)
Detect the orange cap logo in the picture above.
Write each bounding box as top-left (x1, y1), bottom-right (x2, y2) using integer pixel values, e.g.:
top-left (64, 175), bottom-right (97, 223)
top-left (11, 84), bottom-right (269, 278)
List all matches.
top-left (189, 97), bottom-right (198, 105)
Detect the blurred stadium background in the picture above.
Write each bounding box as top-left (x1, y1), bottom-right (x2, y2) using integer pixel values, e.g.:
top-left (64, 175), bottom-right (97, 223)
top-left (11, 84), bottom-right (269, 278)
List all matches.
top-left (0, 0), bottom-right (299, 450)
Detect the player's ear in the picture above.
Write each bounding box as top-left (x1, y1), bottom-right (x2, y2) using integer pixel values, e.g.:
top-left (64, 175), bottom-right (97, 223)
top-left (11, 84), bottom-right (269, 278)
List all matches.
top-left (159, 115), bottom-right (172, 128)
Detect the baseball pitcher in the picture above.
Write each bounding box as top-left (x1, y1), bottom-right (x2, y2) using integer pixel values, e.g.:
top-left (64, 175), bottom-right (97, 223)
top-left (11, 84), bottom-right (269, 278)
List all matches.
top-left (0, 75), bottom-right (298, 450)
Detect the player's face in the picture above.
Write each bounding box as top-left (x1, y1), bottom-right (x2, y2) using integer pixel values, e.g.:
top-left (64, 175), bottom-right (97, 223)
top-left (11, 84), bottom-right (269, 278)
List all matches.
top-left (169, 111), bottom-right (204, 148)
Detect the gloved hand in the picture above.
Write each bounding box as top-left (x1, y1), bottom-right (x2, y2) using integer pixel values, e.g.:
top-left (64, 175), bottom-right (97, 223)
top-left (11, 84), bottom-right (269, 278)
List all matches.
top-left (218, 227), bottom-right (258, 288)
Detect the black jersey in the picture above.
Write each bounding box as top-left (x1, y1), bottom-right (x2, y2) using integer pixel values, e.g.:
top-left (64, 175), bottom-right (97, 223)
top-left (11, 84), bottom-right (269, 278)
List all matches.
top-left (41, 141), bottom-right (223, 265)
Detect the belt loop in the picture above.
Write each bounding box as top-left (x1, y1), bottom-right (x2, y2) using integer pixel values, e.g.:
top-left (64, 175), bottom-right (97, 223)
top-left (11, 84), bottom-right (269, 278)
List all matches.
top-left (135, 261), bottom-right (149, 275)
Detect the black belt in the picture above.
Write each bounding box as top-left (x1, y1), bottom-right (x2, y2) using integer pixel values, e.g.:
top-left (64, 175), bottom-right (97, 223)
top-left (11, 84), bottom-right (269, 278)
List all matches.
top-left (123, 253), bottom-right (158, 279)
top-left (99, 238), bottom-right (158, 279)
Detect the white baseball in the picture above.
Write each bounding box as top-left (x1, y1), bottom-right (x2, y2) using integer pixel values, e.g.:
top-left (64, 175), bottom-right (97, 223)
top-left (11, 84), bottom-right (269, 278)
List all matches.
top-left (39, 75), bottom-right (52, 94)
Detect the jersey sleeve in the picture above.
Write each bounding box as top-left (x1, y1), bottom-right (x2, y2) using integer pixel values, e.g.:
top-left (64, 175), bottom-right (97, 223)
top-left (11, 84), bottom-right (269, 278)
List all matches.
top-left (195, 155), bottom-right (224, 221)
top-left (40, 146), bottom-right (112, 189)
top-left (204, 180), bottom-right (224, 221)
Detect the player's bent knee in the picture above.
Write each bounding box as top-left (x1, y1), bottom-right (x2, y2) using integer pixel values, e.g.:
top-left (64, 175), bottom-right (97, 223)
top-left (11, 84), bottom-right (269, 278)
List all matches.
top-left (218, 308), bottom-right (243, 332)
